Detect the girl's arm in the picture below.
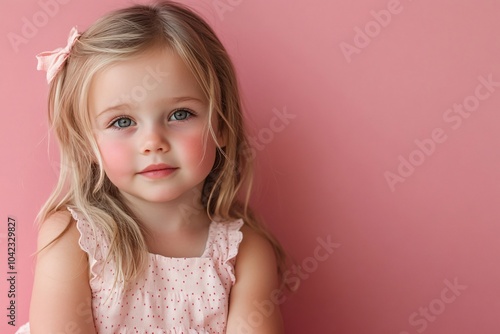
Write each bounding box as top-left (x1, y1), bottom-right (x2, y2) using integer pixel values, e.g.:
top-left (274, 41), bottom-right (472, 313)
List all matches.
top-left (29, 210), bottom-right (97, 333)
top-left (226, 225), bottom-right (285, 334)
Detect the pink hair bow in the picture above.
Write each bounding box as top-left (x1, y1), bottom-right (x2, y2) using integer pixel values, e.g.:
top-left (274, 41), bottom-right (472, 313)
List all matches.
top-left (36, 27), bottom-right (80, 83)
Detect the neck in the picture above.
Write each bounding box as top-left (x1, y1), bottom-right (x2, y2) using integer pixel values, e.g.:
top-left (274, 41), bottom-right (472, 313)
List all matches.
top-left (119, 186), bottom-right (210, 234)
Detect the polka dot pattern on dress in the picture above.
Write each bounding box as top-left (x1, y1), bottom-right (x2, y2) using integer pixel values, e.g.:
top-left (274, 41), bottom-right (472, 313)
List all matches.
top-left (70, 207), bottom-right (243, 334)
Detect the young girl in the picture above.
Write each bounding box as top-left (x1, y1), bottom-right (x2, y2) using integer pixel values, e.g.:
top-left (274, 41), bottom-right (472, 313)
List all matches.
top-left (17, 1), bottom-right (287, 333)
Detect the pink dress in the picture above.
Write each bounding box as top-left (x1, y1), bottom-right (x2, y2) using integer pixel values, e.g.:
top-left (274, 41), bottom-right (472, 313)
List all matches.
top-left (16, 207), bottom-right (243, 334)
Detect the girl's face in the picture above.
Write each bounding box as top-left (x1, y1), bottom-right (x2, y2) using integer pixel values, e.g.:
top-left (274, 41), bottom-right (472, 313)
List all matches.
top-left (88, 47), bottom-right (222, 206)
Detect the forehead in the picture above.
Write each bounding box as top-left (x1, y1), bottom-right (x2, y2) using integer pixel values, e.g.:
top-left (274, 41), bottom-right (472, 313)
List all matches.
top-left (88, 47), bottom-right (206, 115)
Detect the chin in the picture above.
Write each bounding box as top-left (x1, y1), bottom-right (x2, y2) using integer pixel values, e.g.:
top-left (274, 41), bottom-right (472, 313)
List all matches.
top-left (142, 190), bottom-right (192, 203)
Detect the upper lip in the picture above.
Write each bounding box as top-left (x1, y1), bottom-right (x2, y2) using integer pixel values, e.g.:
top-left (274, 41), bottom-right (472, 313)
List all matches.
top-left (139, 163), bottom-right (177, 173)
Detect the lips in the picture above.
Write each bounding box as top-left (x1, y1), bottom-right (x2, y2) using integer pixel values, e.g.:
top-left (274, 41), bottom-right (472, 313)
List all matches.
top-left (139, 164), bottom-right (175, 173)
top-left (138, 164), bottom-right (177, 178)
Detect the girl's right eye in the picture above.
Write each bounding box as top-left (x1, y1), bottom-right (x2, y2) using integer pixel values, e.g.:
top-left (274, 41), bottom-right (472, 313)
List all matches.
top-left (110, 117), bottom-right (136, 129)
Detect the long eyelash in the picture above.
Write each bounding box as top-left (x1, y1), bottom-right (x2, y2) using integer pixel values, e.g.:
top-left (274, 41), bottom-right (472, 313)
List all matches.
top-left (170, 108), bottom-right (197, 121)
top-left (108, 115), bottom-right (133, 130)
top-left (172, 108), bottom-right (197, 115)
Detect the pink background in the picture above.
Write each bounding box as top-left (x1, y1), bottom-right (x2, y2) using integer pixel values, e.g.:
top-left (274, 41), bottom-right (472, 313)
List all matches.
top-left (1, 0), bottom-right (500, 333)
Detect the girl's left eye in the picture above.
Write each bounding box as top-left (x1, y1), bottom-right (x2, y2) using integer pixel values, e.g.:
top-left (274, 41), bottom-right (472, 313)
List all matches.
top-left (111, 117), bottom-right (135, 129)
top-left (169, 109), bottom-right (193, 121)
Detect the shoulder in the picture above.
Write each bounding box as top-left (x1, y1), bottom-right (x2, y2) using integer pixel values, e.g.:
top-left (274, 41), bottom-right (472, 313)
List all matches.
top-left (35, 208), bottom-right (87, 275)
top-left (237, 225), bottom-right (277, 269)
top-left (234, 224), bottom-right (279, 290)
top-left (37, 209), bottom-right (79, 251)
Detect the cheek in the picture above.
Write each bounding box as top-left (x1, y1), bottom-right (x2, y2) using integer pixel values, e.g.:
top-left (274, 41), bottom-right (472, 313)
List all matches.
top-left (179, 131), bottom-right (217, 168)
top-left (97, 138), bottom-right (134, 175)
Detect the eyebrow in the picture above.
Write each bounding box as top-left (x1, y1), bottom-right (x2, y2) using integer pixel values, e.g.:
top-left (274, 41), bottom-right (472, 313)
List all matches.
top-left (171, 96), bottom-right (205, 104)
top-left (96, 104), bottom-right (129, 118)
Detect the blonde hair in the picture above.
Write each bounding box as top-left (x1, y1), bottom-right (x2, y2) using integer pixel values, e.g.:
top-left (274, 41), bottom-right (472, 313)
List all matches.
top-left (39, 0), bottom-right (288, 288)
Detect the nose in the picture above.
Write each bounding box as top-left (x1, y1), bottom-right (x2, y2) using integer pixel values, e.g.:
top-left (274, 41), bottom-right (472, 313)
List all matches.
top-left (140, 125), bottom-right (169, 154)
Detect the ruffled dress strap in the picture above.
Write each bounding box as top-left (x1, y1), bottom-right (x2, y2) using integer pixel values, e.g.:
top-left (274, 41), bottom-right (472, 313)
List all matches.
top-left (67, 206), bottom-right (110, 280)
top-left (203, 219), bottom-right (244, 285)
